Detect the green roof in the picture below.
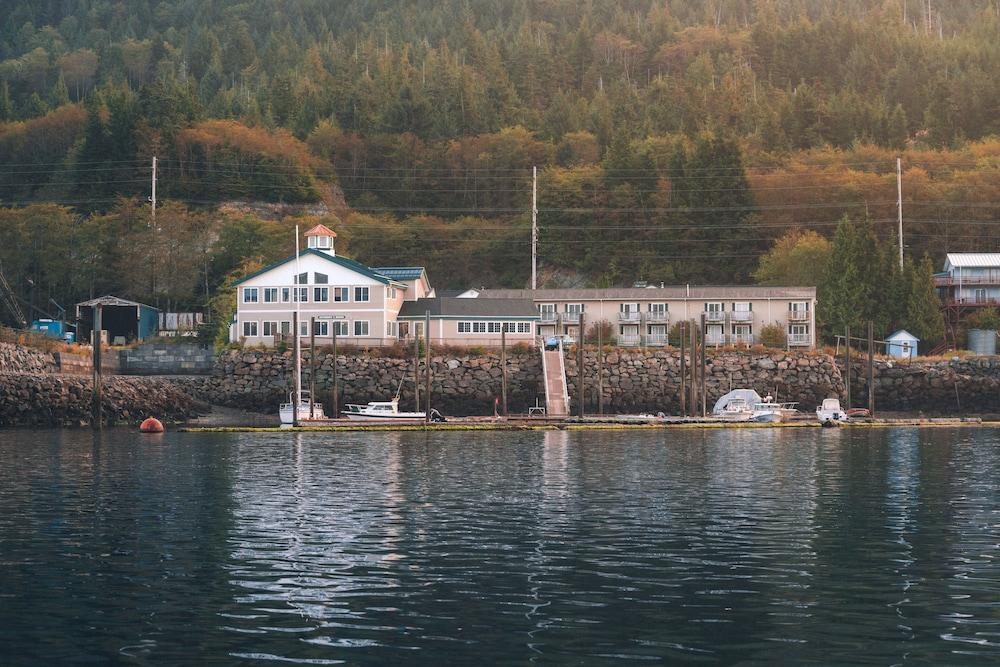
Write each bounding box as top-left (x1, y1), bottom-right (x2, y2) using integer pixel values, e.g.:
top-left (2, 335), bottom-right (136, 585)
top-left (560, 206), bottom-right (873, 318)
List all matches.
top-left (373, 266), bottom-right (426, 281)
top-left (232, 249), bottom-right (404, 287)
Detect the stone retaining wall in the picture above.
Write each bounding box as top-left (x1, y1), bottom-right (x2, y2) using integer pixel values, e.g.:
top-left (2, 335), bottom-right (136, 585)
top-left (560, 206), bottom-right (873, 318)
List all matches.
top-left (0, 373), bottom-right (204, 427)
top-left (0, 343), bottom-right (56, 374)
top-left (120, 343), bottom-right (214, 375)
top-left (844, 356), bottom-right (1000, 414)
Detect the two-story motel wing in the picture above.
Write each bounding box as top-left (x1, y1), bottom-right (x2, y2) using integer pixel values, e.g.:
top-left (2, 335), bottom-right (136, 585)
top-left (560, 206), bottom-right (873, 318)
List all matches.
top-left (473, 286), bottom-right (817, 348)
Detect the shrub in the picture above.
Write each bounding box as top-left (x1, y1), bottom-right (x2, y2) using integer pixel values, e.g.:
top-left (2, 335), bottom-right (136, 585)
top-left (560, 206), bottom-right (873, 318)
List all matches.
top-left (759, 323), bottom-right (787, 349)
top-left (966, 308), bottom-right (1000, 331)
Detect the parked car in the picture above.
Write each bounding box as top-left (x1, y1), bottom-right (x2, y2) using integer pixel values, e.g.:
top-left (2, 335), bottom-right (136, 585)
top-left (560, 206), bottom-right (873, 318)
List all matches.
top-left (544, 334), bottom-right (576, 350)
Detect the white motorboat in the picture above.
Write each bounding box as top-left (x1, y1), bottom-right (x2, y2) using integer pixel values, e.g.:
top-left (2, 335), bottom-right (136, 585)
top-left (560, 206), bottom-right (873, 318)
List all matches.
top-left (713, 389), bottom-right (760, 422)
top-left (344, 399), bottom-right (446, 422)
top-left (752, 397), bottom-right (800, 423)
top-left (279, 391), bottom-right (326, 425)
top-left (816, 398), bottom-right (849, 424)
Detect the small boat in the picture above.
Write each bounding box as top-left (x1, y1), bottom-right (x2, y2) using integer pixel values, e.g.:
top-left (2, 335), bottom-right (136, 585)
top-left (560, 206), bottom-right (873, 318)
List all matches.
top-left (816, 398), bottom-right (849, 424)
top-left (279, 391), bottom-right (326, 425)
top-left (344, 399), bottom-right (446, 422)
top-left (716, 397), bottom-right (755, 422)
top-left (752, 397), bottom-right (800, 423)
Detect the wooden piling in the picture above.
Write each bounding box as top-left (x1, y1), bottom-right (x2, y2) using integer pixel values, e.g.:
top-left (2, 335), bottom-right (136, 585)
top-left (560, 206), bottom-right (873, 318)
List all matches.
top-left (577, 312), bottom-right (585, 418)
top-left (91, 304), bottom-right (102, 429)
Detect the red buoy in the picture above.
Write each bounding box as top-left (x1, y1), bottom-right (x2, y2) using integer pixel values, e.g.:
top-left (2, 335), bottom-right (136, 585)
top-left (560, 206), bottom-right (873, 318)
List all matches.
top-left (139, 417), bottom-right (165, 433)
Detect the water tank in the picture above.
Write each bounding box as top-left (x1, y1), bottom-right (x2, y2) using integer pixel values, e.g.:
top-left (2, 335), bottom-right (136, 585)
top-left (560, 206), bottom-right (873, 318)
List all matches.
top-left (967, 329), bottom-right (997, 356)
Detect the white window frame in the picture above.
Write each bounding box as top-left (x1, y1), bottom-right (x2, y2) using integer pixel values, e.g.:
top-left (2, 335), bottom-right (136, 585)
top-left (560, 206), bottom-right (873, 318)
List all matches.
top-left (354, 286), bottom-right (370, 302)
top-left (705, 302), bottom-right (724, 313)
top-left (313, 272), bottom-right (328, 284)
top-left (620, 302), bottom-right (640, 313)
top-left (565, 303), bottom-right (584, 314)
top-left (458, 322), bottom-right (472, 333)
top-left (732, 301), bottom-right (752, 312)
top-left (263, 288), bottom-right (278, 303)
top-left (242, 287), bottom-right (258, 303)
top-left (333, 321), bottom-right (348, 336)
top-left (733, 324), bottom-right (752, 336)
top-left (281, 287), bottom-right (290, 303)
top-left (293, 287), bottom-right (308, 303)
top-left (312, 235), bottom-right (332, 250)
top-left (299, 321), bottom-right (309, 336)
top-left (313, 287), bottom-right (329, 303)
top-left (517, 322), bottom-right (531, 333)
top-left (790, 301), bottom-right (810, 313)
top-left (262, 321), bottom-right (278, 336)
top-left (488, 322), bottom-right (503, 333)
top-left (333, 287), bottom-right (349, 302)
top-left (789, 323), bottom-right (809, 336)
top-left (472, 322), bottom-right (487, 333)
top-left (280, 321), bottom-right (291, 335)
top-left (313, 320), bottom-right (329, 336)
top-left (648, 302), bottom-right (667, 313)
top-left (354, 320), bottom-right (370, 336)
top-left (242, 321), bottom-right (257, 337)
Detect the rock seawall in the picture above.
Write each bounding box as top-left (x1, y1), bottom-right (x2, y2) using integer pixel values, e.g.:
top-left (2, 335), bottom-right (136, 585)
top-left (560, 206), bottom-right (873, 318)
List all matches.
top-left (0, 343), bottom-right (57, 374)
top-left (845, 356), bottom-right (1000, 413)
top-left (0, 373), bottom-right (204, 427)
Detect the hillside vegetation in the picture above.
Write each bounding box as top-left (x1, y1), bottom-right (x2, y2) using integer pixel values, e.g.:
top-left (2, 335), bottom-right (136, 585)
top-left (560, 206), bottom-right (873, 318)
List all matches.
top-left (0, 0), bottom-right (999, 326)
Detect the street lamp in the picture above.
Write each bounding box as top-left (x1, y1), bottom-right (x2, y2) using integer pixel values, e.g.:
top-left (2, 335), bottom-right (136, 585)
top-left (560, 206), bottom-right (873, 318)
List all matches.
top-left (315, 315), bottom-right (346, 419)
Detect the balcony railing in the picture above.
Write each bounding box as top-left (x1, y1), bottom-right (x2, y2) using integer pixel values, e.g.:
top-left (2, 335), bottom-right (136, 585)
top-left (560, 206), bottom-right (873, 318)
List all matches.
top-left (934, 276), bottom-right (1000, 287)
top-left (645, 334), bottom-right (669, 347)
top-left (788, 333), bottom-right (811, 346)
top-left (617, 334), bottom-right (641, 347)
top-left (646, 311), bottom-right (670, 323)
top-left (945, 297), bottom-right (1000, 307)
top-left (706, 334), bottom-right (725, 346)
top-left (618, 311), bottom-right (641, 322)
top-left (704, 311), bottom-right (726, 322)
top-left (730, 311), bottom-right (753, 322)
top-left (788, 309), bottom-right (810, 322)
top-left (732, 334), bottom-right (755, 346)
top-left (539, 311), bottom-right (558, 322)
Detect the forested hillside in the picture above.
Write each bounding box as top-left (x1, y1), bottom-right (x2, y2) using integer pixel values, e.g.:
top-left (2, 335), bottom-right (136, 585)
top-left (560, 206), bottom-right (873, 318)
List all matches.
top-left (1, 0), bottom-right (999, 324)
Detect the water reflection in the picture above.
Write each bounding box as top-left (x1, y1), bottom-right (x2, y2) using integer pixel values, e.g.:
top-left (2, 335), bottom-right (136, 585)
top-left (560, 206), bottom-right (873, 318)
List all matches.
top-left (2, 428), bottom-right (1000, 664)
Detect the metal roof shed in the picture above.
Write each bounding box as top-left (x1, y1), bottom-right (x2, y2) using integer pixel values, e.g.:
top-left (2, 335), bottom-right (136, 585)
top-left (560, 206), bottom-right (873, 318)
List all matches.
top-left (76, 295), bottom-right (159, 345)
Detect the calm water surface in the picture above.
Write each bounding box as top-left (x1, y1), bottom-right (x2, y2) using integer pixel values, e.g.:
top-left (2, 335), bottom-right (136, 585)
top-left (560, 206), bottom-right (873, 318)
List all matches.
top-left (1, 427), bottom-right (999, 665)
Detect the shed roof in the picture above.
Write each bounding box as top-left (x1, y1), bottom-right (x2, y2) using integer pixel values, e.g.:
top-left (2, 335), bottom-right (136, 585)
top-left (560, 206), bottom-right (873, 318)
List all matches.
top-left (475, 286), bottom-right (816, 300)
top-left (886, 329), bottom-right (919, 341)
top-left (398, 297), bottom-right (540, 319)
top-left (77, 295), bottom-right (158, 310)
top-left (944, 253), bottom-right (1000, 269)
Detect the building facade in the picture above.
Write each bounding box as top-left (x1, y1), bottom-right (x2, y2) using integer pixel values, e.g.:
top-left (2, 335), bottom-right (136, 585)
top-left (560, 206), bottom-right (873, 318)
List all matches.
top-left (935, 253), bottom-right (1000, 305)
top-left (474, 286), bottom-right (817, 348)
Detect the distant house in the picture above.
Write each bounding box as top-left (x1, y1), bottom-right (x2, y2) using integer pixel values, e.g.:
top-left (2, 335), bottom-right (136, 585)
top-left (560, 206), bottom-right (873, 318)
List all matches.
top-left (934, 253), bottom-right (1000, 349)
top-left (885, 329), bottom-right (919, 359)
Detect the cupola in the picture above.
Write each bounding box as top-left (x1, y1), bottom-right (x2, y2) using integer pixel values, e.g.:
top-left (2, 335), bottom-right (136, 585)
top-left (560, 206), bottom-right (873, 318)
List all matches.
top-left (304, 224), bottom-right (337, 255)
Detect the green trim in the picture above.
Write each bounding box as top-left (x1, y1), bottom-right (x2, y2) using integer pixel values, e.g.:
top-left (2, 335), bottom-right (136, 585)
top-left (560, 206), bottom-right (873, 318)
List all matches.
top-left (233, 249), bottom-right (405, 287)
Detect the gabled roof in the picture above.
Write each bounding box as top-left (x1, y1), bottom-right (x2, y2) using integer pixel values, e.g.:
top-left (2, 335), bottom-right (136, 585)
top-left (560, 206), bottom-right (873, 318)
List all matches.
top-left (77, 295), bottom-right (158, 310)
top-left (944, 253), bottom-right (1000, 270)
top-left (304, 224), bottom-right (337, 237)
top-left (232, 249), bottom-right (403, 287)
top-left (373, 266), bottom-right (426, 281)
top-left (398, 297), bottom-right (540, 319)
top-left (887, 329), bottom-right (919, 341)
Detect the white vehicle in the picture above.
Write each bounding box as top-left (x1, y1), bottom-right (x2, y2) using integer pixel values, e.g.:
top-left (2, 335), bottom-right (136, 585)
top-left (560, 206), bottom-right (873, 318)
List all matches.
top-left (279, 391), bottom-right (326, 425)
top-left (344, 399), bottom-right (445, 422)
top-left (816, 398), bottom-right (849, 424)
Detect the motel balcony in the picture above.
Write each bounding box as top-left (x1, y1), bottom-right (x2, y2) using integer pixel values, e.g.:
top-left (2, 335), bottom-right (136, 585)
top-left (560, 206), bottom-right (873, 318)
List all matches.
top-left (645, 334), bottom-right (669, 347)
top-left (704, 311), bottom-right (726, 323)
top-left (538, 311), bottom-right (559, 322)
top-left (617, 334), bottom-right (641, 347)
top-left (787, 309), bottom-right (810, 322)
top-left (788, 333), bottom-right (812, 346)
top-left (733, 334), bottom-right (755, 346)
top-left (618, 311), bottom-right (642, 322)
top-left (729, 311), bottom-right (753, 323)
top-left (645, 311), bottom-right (670, 323)
top-left (706, 334), bottom-right (726, 346)
top-left (933, 275), bottom-right (1000, 287)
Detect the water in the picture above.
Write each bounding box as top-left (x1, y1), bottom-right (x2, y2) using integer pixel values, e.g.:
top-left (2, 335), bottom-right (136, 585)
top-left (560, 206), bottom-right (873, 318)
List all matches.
top-left (1, 428), bottom-right (1000, 665)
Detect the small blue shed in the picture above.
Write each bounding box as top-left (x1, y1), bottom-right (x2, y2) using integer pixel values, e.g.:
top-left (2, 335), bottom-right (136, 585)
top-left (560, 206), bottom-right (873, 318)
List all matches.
top-left (886, 329), bottom-right (919, 359)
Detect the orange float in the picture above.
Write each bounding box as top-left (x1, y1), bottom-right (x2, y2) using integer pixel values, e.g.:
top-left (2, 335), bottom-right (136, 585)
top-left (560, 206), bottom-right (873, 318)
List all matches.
top-left (139, 417), bottom-right (165, 433)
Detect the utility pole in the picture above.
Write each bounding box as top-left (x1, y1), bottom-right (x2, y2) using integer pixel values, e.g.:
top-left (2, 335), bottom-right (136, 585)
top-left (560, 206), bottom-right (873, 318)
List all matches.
top-left (897, 157), bottom-right (904, 270)
top-left (150, 155), bottom-right (157, 228)
top-left (424, 311), bottom-right (431, 423)
top-left (689, 320), bottom-right (698, 417)
top-left (531, 165), bottom-right (538, 289)
top-left (679, 321), bottom-right (686, 416)
top-left (844, 325), bottom-right (852, 410)
top-left (92, 304), bottom-right (102, 429)
top-left (700, 313), bottom-right (707, 417)
top-left (413, 329), bottom-right (420, 412)
top-left (293, 226), bottom-right (302, 427)
top-left (868, 321), bottom-right (876, 417)
top-left (597, 322), bottom-right (604, 416)
top-left (500, 327), bottom-right (508, 417)
top-left (577, 312), bottom-right (585, 418)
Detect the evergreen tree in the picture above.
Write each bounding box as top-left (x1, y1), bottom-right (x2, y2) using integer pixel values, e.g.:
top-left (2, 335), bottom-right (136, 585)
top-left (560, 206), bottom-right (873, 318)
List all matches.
top-left (887, 103), bottom-right (908, 150)
top-left (904, 255), bottom-right (944, 343)
top-left (0, 80), bottom-right (11, 121)
top-left (49, 74), bottom-right (70, 108)
top-left (819, 215), bottom-right (862, 339)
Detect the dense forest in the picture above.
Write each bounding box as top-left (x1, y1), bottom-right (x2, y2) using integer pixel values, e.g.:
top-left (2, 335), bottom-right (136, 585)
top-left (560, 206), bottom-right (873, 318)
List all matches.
top-left (1, 0), bottom-right (999, 339)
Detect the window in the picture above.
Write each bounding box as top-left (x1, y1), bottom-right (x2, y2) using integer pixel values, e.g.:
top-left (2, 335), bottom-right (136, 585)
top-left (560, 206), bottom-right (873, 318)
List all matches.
top-left (539, 304), bottom-right (557, 320)
top-left (311, 235), bottom-right (332, 250)
top-left (386, 321), bottom-right (397, 337)
top-left (313, 272), bottom-right (328, 284)
top-left (333, 287), bottom-right (349, 302)
top-left (313, 320), bottom-right (329, 336)
top-left (472, 322), bottom-right (487, 333)
top-left (502, 322), bottom-right (514, 332)
top-left (705, 302), bottom-right (724, 312)
top-left (386, 286), bottom-right (397, 299)
top-left (790, 301), bottom-right (809, 313)
top-left (262, 321), bottom-right (278, 336)
top-left (280, 321), bottom-right (291, 335)
top-left (281, 287), bottom-right (290, 303)
top-left (458, 322), bottom-right (472, 333)
top-left (789, 324), bottom-right (809, 335)
top-left (565, 303), bottom-right (584, 314)
top-left (354, 320), bottom-right (370, 336)
top-left (733, 324), bottom-right (752, 337)
top-left (354, 286), bottom-right (370, 302)
top-left (313, 287), bottom-right (329, 302)
top-left (649, 303), bottom-right (667, 313)
top-left (488, 322), bottom-right (502, 333)
top-left (263, 288), bottom-right (278, 303)
top-left (293, 287), bottom-right (308, 303)
top-left (732, 302), bottom-right (751, 312)
top-left (333, 321), bottom-right (348, 336)
top-left (517, 322), bottom-right (531, 333)
top-left (242, 321), bottom-right (257, 337)
top-left (620, 302), bottom-right (639, 313)
top-left (242, 287), bottom-right (258, 303)
top-left (300, 321), bottom-right (309, 336)
top-left (294, 272), bottom-right (308, 285)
